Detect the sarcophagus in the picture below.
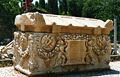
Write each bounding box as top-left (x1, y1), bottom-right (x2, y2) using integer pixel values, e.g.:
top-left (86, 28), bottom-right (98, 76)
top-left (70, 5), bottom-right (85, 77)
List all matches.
top-left (14, 12), bottom-right (113, 76)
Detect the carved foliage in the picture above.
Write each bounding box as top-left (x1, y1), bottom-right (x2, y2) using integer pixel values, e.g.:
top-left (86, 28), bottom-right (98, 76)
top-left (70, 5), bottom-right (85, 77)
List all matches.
top-left (85, 35), bottom-right (111, 64)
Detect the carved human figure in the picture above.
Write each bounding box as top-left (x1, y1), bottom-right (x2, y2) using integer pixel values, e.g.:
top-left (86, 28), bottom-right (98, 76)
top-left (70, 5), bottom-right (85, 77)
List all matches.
top-left (96, 35), bottom-right (111, 63)
top-left (18, 33), bottom-right (30, 69)
top-left (55, 38), bottom-right (67, 66)
top-left (28, 34), bottom-right (39, 71)
top-left (89, 35), bottom-right (111, 63)
top-left (85, 39), bottom-right (96, 64)
top-left (13, 32), bottom-right (21, 65)
top-left (19, 33), bottom-right (28, 53)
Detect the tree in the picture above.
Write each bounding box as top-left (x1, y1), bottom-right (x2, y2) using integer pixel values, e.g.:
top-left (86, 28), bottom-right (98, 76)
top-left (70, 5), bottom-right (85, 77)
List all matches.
top-left (82, 0), bottom-right (120, 20)
top-left (68, 0), bottom-right (84, 16)
top-left (39, 0), bottom-right (45, 9)
top-left (48, 0), bottom-right (58, 14)
top-left (59, 0), bottom-right (68, 14)
top-left (82, 0), bottom-right (101, 18)
top-left (0, 0), bottom-right (21, 42)
top-left (35, 1), bottom-right (39, 8)
top-left (68, 0), bottom-right (79, 16)
top-left (82, 0), bottom-right (120, 43)
top-left (32, 0), bottom-right (48, 13)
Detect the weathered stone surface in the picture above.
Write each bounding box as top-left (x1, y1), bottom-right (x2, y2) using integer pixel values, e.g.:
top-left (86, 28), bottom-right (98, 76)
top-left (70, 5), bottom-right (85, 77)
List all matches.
top-left (14, 12), bottom-right (113, 76)
top-left (0, 41), bottom-right (13, 59)
top-left (15, 12), bottom-right (113, 34)
top-left (13, 32), bottom-right (112, 76)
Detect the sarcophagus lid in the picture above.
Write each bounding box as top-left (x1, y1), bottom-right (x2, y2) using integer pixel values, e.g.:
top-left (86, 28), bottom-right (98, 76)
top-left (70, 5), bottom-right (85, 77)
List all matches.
top-left (15, 12), bottom-right (113, 35)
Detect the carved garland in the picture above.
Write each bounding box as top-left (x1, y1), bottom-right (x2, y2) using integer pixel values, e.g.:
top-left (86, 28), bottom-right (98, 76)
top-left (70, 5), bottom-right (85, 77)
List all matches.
top-left (14, 32), bottom-right (111, 66)
top-left (60, 33), bottom-right (111, 64)
top-left (85, 35), bottom-right (111, 64)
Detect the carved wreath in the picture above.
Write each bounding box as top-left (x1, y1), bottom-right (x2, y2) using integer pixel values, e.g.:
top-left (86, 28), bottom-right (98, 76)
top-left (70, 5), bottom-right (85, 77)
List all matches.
top-left (35, 34), bottom-right (67, 64)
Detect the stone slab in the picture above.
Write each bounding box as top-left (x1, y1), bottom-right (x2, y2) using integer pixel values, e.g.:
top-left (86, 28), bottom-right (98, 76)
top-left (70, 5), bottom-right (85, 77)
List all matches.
top-left (0, 61), bottom-right (119, 77)
top-left (15, 12), bottom-right (113, 34)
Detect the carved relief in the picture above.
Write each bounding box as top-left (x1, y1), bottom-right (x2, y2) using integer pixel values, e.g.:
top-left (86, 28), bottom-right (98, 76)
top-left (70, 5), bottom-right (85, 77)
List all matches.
top-left (13, 32), bottom-right (111, 73)
top-left (19, 33), bottom-right (30, 69)
top-left (61, 33), bottom-right (91, 40)
top-left (27, 34), bottom-right (40, 71)
top-left (93, 35), bottom-right (111, 63)
top-left (41, 34), bottom-right (56, 51)
top-left (13, 32), bottom-right (31, 69)
top-left (33, 34), bottom-right (57, 59)
top-left (84, 35), bottom-right (111, 64)
top-left (85, 39), bottom-right (96, 64)
top-left (60, 33), bottom-right (111, 64)
top-left (13, 32), bottom-right (21, 65)
top-left (54, 37), bottom-right (67, 66)
top-left (31, 33), bottom-right (68, 68)
top-left (14, 32), bottom-right (28, 57)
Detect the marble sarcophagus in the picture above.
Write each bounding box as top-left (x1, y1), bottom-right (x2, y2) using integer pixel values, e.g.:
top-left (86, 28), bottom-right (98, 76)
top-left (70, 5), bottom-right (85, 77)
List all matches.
top-left (14, 12), bottom-right (113, 76)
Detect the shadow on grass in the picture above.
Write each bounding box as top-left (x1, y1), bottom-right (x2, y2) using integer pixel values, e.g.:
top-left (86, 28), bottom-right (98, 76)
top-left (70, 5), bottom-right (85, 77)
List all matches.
top-left (31, 69), bottom-right (120, 77)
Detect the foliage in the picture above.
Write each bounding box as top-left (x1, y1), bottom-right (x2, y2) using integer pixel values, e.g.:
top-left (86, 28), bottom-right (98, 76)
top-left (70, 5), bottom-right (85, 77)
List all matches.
top-left (48, 0), bottom-right (58, 14)
top-left (39, 0), bottom-right (45, 9)
top-left (59, 0), bottom-right (68, 14)
top-left (0, 0), bottom-right (120, 43)
top-left (0, 0), bottom-right (21, 41)
top-left (81, 0), bottom-right (120, 43)
top-left (82, 0), bottom-right (101, 18)
top-left (68, 0), bottom-right (83, 16)
top-left (82, 0), bottom-right (120, 20)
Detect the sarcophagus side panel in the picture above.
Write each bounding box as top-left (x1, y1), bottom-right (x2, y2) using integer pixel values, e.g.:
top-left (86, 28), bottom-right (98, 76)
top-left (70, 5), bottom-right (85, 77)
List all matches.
top-left (13, 32), bottom-right (112, 75)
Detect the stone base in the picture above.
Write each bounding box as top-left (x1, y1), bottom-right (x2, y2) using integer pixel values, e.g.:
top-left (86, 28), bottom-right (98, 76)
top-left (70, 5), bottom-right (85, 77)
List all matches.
top-left (15, 64), bottom-right (110, 76)
top-left (1, 62), bottom-right (120, 77)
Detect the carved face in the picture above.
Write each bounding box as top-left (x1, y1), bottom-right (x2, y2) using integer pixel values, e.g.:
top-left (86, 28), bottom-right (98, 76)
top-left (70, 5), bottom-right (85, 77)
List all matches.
top-left (20, 34), bottom-right (28, 51)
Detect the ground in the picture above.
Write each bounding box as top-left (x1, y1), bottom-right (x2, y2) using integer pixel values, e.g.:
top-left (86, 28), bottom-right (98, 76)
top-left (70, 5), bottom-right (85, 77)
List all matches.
top-left (0, 61), bottom-right (120, 77)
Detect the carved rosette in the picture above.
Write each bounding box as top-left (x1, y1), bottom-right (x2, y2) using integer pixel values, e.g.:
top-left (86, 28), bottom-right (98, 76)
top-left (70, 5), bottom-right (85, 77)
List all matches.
top-left (92, 35), bottom-right (111, 56)
top-left (33, 33), bottom-right (57, 59)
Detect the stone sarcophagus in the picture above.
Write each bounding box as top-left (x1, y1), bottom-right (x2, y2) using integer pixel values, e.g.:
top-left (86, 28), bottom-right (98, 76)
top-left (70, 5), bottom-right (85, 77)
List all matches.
top-left (14, 12), bottom-right (113, 76)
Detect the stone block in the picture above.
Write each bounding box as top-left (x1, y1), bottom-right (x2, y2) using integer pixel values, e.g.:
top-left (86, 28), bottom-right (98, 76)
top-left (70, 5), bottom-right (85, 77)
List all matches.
top-left (13, 12), bottom-right (113, 76)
